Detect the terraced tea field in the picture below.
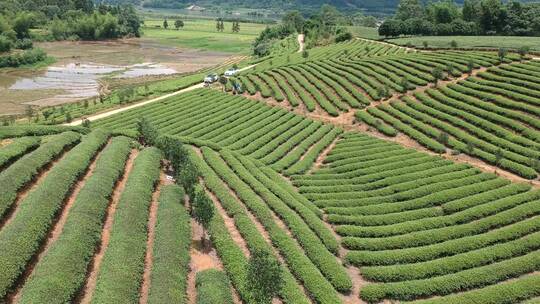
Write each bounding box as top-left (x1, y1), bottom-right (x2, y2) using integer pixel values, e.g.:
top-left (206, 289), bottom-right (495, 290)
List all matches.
top-left (0, 36), bottom-right (538, 304)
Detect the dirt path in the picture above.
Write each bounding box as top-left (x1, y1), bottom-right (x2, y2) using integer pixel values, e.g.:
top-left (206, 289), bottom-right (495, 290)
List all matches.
top-left (77, 149), bottom-right (137, 304)
top-left (0, 151), bottom-right (69, 231)
top-left (66, 65), bottom-right (257, 126)
top-left (186, 198), bottom-right (236, 304)
top-left (7, 143), bottom-right (105, 304)
top-left (309, 136), bottom-right (340, 173)
top-left (363, 65), bottom-right (489, 111)
top-left (297, 34), bottom-right (305, 53)
top-left (139, 172), bottom-right (168, 304)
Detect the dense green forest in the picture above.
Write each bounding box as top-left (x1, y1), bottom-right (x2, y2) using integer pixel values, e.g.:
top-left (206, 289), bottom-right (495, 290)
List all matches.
top-left (379, 0), bottom-right (540, 37)
top-left (0, 0), bottom-right (141, 67)
top-left (253, 5), bottom-right (357, 56)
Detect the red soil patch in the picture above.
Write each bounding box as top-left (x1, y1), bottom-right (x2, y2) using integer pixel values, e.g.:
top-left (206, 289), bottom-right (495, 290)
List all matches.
top-left (78, 149), bottom-right (138, 304)
top-left (185, 191), bottom-right (237, 304)
top-left (139, 172), bottom-right (165, 304)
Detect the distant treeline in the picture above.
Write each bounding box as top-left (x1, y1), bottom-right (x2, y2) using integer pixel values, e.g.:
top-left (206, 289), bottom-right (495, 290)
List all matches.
top-left (379, 0), bottom-right (540, 37)
top-left (0, 0), bottom-right (141, 46)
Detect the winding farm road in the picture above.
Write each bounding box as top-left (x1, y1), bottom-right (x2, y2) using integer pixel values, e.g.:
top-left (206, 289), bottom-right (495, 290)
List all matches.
top-left (66, 64), bottom-right (256, 126)
top-left (297, 34), bottom-right (305, 53)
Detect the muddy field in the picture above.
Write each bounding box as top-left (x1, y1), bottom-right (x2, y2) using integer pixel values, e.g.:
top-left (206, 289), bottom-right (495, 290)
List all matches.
top-left (0, 39), bottom-right (234, 116)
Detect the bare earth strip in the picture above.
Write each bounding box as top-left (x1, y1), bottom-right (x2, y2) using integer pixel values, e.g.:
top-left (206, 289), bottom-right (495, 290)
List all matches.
top-left (77, 149), bottom-right (138, 304)
top-left (309, 136), bottom-right (341, 173)
top-left (139, 172), bottom-right (166, 304)
top-left (7, 142), bottom-right (106, 303)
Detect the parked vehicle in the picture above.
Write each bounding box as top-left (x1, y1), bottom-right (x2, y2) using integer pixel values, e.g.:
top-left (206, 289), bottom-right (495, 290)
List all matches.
top-left (224, 68), bottom-right (238, 76)
top-left (204, 73), bottom-right (219, 83)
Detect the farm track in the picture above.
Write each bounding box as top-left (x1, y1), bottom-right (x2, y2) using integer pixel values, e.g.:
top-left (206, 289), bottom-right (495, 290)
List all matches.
top-left (6, 140), bottom-right (106, 304)
top-left (297, 34), bottom-right (305, 53)
top-left (66, 65), bottom-right (257, 127)
top-left (77, 149), bottom-right (138, 304)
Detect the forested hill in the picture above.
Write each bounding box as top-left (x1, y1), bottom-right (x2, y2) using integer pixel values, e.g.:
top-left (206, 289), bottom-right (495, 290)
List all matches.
top-left (99, 0), bottom-right (538, 14)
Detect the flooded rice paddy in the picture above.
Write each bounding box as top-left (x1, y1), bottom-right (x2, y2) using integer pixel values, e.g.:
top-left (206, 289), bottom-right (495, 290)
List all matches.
top-left (0, 39), bottom-right (233, 115)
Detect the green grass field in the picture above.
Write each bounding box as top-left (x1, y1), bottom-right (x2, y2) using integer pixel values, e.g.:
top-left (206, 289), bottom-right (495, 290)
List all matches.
top-left (387, 36), bottom-right (540, 51)
top-left (142, 19), bottom-right (266, 53)
top-left (347, 26), bottom-right (381, 40)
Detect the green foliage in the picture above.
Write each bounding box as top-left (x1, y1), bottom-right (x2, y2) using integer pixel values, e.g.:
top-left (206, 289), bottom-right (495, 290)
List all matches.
top-left (0, 130), bottom-right (109, 299)
top-left (196, 270), bottom-right (234, 304)
top-left (92, 146), bottom-right (162, 304)
top-left (136, 116), bottom-right (159, 146)
top-left (0, 125), bottom-right (87, 139)
top-left (17, 136), bottom-right (132, 303)
top-left (0, 131), bottom-right (80, 220)
top-left (247, 250), bottom-right (283, 304)
top-left (380, 0), bottom-right (540, 37)
top-left (148, 185), bottom-right (191, 304)
top-left (192, 186), bottom-right (214, 231)
top-left (0, 136), bottom-right (40, 168)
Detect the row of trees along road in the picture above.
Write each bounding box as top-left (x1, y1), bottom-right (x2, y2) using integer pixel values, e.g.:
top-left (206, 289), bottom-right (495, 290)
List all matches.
top-left (136, 117), bottom-right (283, 304)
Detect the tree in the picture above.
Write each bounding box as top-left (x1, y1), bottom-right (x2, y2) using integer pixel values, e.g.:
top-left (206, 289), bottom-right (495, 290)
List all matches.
top-left (466, 141), bottom-right (475, 153)
top-left (463, 0), bottom-right (480, 22)
top-left (378, 19), bottom-right (403, 37)
top-left (232, 20), bottom-right (240, 33)
top-left (156, 135), bottom-right (188, 172)
top-left (446, 63), bottom-right (455, 75)
top-left (178, 159), bottom-right (199, 198)
top-left (81, 118), bottom-right (91, 128)
top-left (498, 47), bottom-right (508, 63)
top-left (12, 12), bottom-right (34, 39)
top-left (302, 50), bottom-right (309, 59)
top-left (400, 77), bottom-right (410, 92)
top-left (495, 148), bottom-right (504, 165)
top-left (216, 18), bottom-right (224, 32)
top-left (218, 76), bottom-right (228, 91)
top-left (438, 132), bottom-right (449, 145)
top-left (518, 46), bottom-right (530, 60)
top-left (467, 60), bottom-right (475, 74)
top-left (163, 19), bottom-right (168, 29)
top-left (282, 11), bottom-right (304, 33)
top-left (450, 40), bottom-right (458, 48)
top-left (395, 0), bottom-right (424, 20)
top-left (247, 250), bottom-right (283, 304)
top-left (136, 117), bottom-right (159, 146)
top-left (423, 41), bottom-right (428, 48)
top-left (192, 187), bottom-right (214, 248)
top-left (431, 67), bottom-right (444, 87)
top-left (65, 112), bottom-right (72, 123)
top-left (174, 19), bottom-right (184, 30)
